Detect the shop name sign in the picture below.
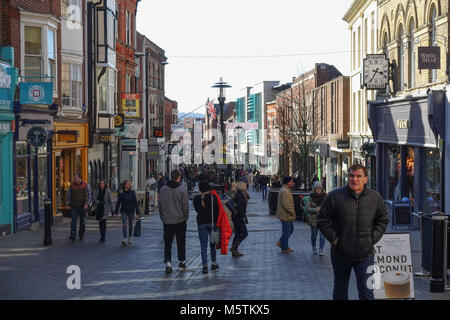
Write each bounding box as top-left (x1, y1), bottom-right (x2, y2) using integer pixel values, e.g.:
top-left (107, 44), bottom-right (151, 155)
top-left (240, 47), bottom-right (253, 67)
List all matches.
top-left (396, 119), bottom-right (411, 129)
top-left (418, 46), bottom-right (440, 70)
top-left (0, 65), bottom-right (12, 90)
top-left (20, 82), bottom-right (53, 105)
top-left (337, 139), bottom-right (350, 149)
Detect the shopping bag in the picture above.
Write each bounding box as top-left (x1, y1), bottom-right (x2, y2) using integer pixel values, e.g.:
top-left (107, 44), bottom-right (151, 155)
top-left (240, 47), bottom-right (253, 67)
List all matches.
top-left (133, 219), bottom-right (142, 237)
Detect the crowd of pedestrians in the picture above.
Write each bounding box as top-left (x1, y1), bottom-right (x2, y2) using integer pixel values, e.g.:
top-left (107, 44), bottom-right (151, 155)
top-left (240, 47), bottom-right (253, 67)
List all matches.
top-left (65, 163), bottom-right (389, 300)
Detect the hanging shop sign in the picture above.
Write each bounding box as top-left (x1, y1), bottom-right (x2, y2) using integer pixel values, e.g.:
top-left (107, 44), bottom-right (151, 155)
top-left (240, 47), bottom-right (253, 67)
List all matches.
top-left (418, 46), bottom-right (440, 70)
top-left (114, 114), bottom-right (124, 127)
top-left (20, 82), bottom-right (53, 105)
top-left (121, 138), bottom-right (136, 151)
top-left (374, 233), bottom-right (415, 300)
top-left (122, 93), bottom-right (140, 118)
top-left (26, 126), bottom-right (48, 147)
top-left (153, 127), bottom-right (164, 138)
top-left (362, 54), bottom-right (389, 90)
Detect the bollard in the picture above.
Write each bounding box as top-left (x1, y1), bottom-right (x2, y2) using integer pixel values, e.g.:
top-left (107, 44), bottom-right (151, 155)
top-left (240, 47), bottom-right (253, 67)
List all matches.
top-left (429, 213), bottom-right (448, 292)
top-left (43, 199), bottom-right (52, 246)
top-left (144, 187), bottom-right (150, 215)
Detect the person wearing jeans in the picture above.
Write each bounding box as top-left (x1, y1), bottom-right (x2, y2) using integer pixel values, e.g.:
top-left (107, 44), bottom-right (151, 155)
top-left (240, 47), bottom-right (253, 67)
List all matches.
top-left (66, 173), bottom-right (91, 241)
top-left (304, 181), bottom-right (327, 255)
top-left (114, 180), bottom-right (140, 246)
top-left (331, 255), bottom-right (375, 300)
top-left (193, 181), bottom-right (219, 274)
top-left (276, 176), bottom-right (296, 253)
top-left (317, 164), bottom-right (389, 300)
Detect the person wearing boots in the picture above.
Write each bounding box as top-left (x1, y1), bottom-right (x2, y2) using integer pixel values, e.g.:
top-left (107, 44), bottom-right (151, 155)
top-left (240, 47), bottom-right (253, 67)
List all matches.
top-left (231, 182), bottom-right (249, 257)
top-left (193, 181), bottom-right (220, 274)
top-left (93, 180), bottom-right (113, 242)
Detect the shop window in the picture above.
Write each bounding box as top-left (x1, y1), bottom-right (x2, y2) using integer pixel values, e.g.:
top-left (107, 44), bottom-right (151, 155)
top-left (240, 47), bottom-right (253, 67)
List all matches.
top-left (388, 145), bottom-right (401, 200)
top-left (342, 156), bottom-right (349, 186)
top-left (425, 148), bottom-right (440, 212)
top-left (16, 142), bottom-right (30, 215)
top-left (88, 161), bottom-right (94, 189)
top-left (405, 147), bottom-right (415, 200)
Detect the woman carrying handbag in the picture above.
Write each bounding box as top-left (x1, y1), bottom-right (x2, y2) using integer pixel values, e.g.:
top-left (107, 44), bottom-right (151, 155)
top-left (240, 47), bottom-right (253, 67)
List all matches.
top-left (114, 180), bottom-right (141, 246)
top-left (92, 180), bottom-right (113, 243)
top-left (193, 181), bottom-right (219, 274)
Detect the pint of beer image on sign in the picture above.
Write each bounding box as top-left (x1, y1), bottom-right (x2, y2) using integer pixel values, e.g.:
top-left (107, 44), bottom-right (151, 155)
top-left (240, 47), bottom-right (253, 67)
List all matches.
top-left (373, 233), bottom-right (415, 299)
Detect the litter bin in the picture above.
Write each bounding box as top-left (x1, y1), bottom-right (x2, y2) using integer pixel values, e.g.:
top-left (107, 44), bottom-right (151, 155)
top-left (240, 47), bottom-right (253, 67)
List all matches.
top-left (268, 188), bottom-right (280, 215)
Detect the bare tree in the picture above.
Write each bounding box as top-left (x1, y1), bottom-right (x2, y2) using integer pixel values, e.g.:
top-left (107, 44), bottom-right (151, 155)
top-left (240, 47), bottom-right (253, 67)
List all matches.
top-left (290, 74), bottom-right (321, 190)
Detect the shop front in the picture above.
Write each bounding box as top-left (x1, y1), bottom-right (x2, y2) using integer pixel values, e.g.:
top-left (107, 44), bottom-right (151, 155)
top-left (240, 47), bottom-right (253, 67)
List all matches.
top-left (14, 113), bottom-right (54, 232)
top-left (369, 95), bottom-right (440, 214)
top-left (326, 136), bottom-right (351, 192)
top-left (52, 122), bottom-right (88, 217)
top-left (0, 54), bottom-right (17, 235)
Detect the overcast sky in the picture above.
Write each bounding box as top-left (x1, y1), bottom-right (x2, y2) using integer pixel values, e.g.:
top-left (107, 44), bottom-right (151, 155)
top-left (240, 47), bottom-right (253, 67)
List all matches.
top-left (136, 0), bottom-right (355, 114)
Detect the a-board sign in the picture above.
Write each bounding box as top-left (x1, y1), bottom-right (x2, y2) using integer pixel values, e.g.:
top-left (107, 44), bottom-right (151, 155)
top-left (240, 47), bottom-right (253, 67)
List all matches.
top-left (374, 233), bottom-right (415, 300)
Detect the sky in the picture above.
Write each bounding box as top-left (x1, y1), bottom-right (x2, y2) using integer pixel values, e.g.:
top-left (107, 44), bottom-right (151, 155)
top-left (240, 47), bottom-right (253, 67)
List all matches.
top-left (136, 0), bottom-right (355, 114)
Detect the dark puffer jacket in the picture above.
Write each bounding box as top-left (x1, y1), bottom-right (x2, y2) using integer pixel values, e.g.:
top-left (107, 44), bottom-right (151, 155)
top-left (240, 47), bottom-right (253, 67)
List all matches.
top-left (317, 185), bottom-right (389, 261)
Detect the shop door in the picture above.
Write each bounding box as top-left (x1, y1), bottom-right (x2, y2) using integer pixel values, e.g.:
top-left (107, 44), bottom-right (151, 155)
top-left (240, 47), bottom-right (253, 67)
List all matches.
top-left (55, 149), bottom-right (82, 216)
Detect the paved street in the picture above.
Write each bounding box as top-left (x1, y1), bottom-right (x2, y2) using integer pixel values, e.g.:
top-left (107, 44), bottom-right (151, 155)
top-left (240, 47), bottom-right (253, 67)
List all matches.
top-left (1, 187), bottom-right (449, 300)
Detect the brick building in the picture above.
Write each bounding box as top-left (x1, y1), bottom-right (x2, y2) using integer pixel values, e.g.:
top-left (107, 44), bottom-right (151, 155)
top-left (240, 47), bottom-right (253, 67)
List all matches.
top-left (165, 97), bottom-right (178, 140)
top-left (312, 76), bottom-right (350, 191)
top-left (1, 0), bottom-right (62, 232)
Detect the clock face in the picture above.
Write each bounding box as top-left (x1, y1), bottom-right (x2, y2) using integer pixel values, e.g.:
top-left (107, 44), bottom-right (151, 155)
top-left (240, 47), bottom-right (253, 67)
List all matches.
top-left (363, 54), bottom-right (389, 89)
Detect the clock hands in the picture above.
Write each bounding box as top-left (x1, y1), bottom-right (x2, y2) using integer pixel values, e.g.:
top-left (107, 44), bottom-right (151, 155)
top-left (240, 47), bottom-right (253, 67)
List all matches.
top-left (369, 68), bottom-right (379, 83)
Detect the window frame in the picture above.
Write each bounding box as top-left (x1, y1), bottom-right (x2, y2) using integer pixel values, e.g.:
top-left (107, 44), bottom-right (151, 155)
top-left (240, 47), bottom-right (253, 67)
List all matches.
top-left (21, 14), bottom-right (59, 98)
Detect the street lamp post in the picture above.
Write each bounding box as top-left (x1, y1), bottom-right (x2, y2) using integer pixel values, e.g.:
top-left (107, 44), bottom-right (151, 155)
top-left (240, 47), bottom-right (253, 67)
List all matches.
top-left (135, 51), bottom-right (149, 214)
top-left (212, 77), bottom-right (231, 182)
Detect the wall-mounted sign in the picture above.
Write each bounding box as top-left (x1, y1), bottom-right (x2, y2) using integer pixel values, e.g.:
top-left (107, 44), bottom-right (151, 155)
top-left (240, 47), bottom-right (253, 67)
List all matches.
top-left (26, 126), bottom-right (48, 147)
top-left (337, 139), bottom-right (350, 149)
top-left (121, 138), bottom-right (136, 151)
top-left (139, 139), bottom-right (148, 153)
top-left (374, 233), bottom-right (415, 300)
top-left (0, 62), bottom-right (16, 108)
top-left (396, 119), bottom-right (411, 130)
top-left (153, 127), bottom-right (164, 138)
top-left (418, 46), bottom-right (440, 70)
top-left (20, 82), bottom-right (53, 105)
top-left (122, 93), bottom-right (140, 118)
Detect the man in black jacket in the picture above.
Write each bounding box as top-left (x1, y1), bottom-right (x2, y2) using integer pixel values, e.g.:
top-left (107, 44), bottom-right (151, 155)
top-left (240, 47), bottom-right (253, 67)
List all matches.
top-left (317, 164), bottom-right (389, 300)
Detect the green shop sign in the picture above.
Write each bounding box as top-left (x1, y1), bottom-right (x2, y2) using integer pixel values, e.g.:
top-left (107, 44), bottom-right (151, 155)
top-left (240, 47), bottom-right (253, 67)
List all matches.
top-left (0, 62), bottom-right (17, 109)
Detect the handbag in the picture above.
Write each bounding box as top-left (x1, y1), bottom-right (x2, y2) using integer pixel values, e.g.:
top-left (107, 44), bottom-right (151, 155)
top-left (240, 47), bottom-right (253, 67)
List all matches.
top-left (225, 197), bottom-right (238, 216)
top-left (209, 194), bottom-right (220, 246)
top-left (133, 219), bottom-right (141, 237)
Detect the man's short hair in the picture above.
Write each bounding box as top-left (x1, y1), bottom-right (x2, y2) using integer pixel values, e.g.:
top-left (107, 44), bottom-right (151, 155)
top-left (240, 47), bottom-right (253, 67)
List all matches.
top-left (74, 173), bottom-right (82, 179)
top-left (349, 163), bottom-right (368, 177)
top-left (171, 169), bottom-right (182, 181)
